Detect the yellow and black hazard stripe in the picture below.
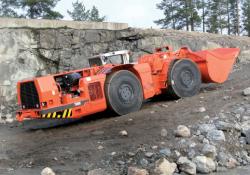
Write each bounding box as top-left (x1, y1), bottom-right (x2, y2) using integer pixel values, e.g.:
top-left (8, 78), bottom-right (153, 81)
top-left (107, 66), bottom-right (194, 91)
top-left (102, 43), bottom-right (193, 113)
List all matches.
top-left (41, 108), bottom-right (73, 119)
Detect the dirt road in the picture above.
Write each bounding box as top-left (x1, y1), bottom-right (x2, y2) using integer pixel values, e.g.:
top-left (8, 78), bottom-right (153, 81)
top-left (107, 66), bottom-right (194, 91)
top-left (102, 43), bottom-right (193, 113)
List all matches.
top-left (0, 63), bottom-right (250, 175)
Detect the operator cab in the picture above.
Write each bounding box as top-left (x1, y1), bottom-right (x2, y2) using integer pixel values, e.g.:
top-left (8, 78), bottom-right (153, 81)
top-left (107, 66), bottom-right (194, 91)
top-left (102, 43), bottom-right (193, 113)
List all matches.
top-left (88, 50), bottom-right (131, 67)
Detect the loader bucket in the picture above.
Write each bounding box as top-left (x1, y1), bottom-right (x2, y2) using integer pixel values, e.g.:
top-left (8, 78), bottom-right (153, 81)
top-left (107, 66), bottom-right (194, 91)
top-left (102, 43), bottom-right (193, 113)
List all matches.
top-left (193, 48), bottom-right (240, 83)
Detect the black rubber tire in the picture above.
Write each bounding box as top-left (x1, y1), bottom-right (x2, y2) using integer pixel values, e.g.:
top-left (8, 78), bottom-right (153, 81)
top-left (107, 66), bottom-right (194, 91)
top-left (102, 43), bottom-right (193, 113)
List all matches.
top-left (105, 70), bottom-right (143, 115)
top-left (167, 59), bottom-right (201, 98)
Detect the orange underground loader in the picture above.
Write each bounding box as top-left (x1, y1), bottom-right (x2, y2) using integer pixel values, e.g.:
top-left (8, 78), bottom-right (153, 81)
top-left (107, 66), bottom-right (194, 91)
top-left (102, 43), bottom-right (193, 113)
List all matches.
top-left (16, 46), bottom-right (240, 122)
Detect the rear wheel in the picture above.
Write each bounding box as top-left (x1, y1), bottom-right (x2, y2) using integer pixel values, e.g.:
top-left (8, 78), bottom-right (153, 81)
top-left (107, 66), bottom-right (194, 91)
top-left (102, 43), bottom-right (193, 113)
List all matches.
top-left (167, 59), bottom-right (201, 98)
top-left (105, 70), bottom-right (143, 115)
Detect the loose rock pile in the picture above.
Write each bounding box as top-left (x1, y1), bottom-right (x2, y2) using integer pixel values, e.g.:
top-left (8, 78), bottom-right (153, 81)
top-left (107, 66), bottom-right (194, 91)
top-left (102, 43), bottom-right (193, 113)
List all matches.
top-left (80, 87), bottom-right (250, 175)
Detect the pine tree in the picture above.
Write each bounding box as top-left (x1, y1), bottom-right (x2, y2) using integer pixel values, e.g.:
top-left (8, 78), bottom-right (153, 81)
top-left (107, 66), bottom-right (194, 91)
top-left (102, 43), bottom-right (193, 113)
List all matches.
top-left (155, 0), bottom-right (201, 31)
top-left (67, 0), bottom-right (90, 21)
top-left (89, 6), bottom-right (105, 22)
top-left (186, 0), bottom-right (201, 31)
top-left (68, 1), bottom-right (105, 22)
top-left (207, 0), bottom-right (227, 34)
top-left (226, 0), bottom-right (231, 35)
top-left (154, 0), bottom-right (178, 29)
top-left (197, 0), bottom-right (209, 32)
top-left (0, 0), bottom-right (20, 17)
top-left (20, 0), bottom-right (63, 19)
top-left (228, 0), bottom-right (240, 35)
top-left (242, 0), bottom-right (250, 36)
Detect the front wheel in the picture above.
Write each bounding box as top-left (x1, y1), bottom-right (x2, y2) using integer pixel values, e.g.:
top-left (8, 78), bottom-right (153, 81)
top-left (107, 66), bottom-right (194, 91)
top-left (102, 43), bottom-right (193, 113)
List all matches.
top-left (167, 59), bottom-right (201, 98)
top-left (105, 70), bottom-right (143, 115)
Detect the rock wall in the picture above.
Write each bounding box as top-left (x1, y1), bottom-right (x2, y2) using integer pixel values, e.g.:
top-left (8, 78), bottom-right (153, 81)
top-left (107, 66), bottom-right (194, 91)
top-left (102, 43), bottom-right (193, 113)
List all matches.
top-left (0, 26), bottom-right (250, 120)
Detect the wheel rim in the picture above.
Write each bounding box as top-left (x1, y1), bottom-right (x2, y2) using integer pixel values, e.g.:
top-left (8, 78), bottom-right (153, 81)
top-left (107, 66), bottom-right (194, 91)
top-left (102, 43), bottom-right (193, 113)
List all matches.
top-left (118, 83), bottom-right (134, 104)
top-left (180, 70), bottom-right (194, 88)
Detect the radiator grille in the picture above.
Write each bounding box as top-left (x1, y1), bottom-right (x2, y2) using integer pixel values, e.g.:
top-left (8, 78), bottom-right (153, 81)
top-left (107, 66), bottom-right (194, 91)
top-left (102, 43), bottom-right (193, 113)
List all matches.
top-left (20, 81), bottom-right (40, 109)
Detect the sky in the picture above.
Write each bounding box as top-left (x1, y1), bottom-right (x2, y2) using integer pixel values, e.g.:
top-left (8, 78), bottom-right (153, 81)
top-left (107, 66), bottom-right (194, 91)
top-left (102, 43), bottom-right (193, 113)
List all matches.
top-left (55, 0), bottom-right (164, 28)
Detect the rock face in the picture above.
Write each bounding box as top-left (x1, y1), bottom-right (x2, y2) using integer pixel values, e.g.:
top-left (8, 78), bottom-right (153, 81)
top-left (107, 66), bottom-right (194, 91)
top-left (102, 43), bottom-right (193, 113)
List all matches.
top-left (1, 26), bottom-right (250, 119)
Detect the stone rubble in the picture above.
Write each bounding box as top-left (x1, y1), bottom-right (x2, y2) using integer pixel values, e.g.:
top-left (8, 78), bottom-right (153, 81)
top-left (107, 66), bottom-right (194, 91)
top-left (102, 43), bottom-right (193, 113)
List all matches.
top-left (154, 158), bottom-right (177, 175)
top-left (177, 156), bottom-right (196, 175)
top-left (198, 107), bottom-right (206, 113)
top-left (193, 156), bottom-right (216, 174)
top-left (198, 124), bottom-right (217, 135)
top-left (145, 152), bottom-right (154, 158)
top-left (159, 148), bottom-right (172, 157)
top-left (63, 93), bottom-right (250, 174)
top-left (243, 87), bottom-right (250, 96)
top-left (119, 130), bottom-right (128, 136)
top-left (201, 144), bottom-right (217, 159)
top-left (206, 130), bottom-right (226, 142)
top-left (175, 125), bottom-right (191, 138)
top-left (41, 167), bottom-right (56, 175)
top-left (160, 128), bottom-right (168, 137)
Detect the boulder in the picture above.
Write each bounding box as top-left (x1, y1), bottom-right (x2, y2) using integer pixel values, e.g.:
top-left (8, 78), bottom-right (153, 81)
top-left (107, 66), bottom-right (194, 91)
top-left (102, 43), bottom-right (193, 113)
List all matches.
top-left (214, 120), bottom-right (240, 131)
top-left (245, 129), bottom-right (250, 144)
top-left (241, 116), bottom-right (250, 122)
top-left (201, 144), bottom-right (217, 159)
top-left (159, 148), bottom-right (172, 157)
top-left (198, 107), bottom-right (206, 113)
top-left (206, 130), bottom-right (225, 142)
top-left (241, 121), bottom-right (250, 135)
top-left (198, 124), bottom-right (216, 135)
top-left (161, 128), bottom-right (168, 137)
top-left (175, 125), bottom-right (191, 138)
top-left (140, 158), bottom-right (149, 167)
top-left (119, 130), bottom-right (128, 136)
top-left (177, 157), bottom-right (196, 175)
top-left (193, 156), bottom-right (216, 174)
top-left (243, 87), bottom-right (250, 96)
top-left (154, 158), bottom-right (177, 175)
top-left (41, 167), bottom-right (55, 175)
top-left (145, 152), bottom-right (154, 158)
top-left (217, 152), bottom-right (238, 169)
